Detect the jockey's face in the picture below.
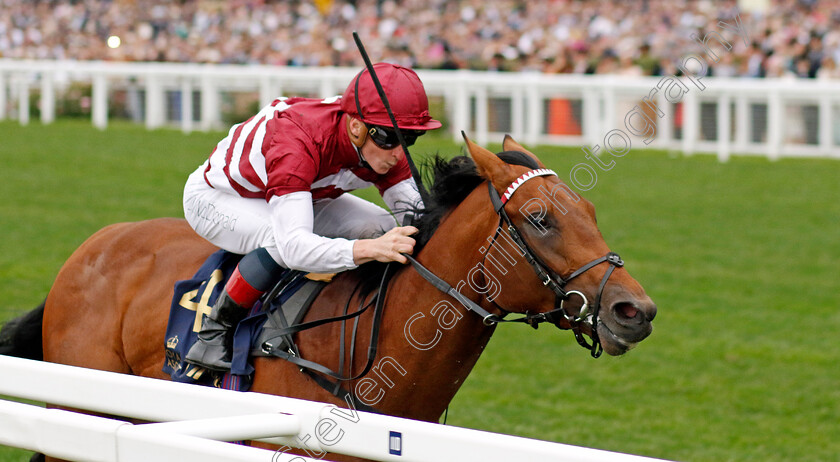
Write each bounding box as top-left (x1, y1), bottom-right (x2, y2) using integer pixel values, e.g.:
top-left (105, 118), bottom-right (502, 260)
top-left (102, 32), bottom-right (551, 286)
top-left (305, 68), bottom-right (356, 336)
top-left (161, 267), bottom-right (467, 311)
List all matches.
top-left (361, 135), bottom-right (405, 174)
top-left (347, 116), bottom-right (409, 174)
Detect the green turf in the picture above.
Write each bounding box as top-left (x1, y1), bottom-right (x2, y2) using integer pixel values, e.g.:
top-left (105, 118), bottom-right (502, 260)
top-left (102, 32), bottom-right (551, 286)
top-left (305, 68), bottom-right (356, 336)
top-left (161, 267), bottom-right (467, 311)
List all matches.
top-left (1, 120), bottom-right (838, 461)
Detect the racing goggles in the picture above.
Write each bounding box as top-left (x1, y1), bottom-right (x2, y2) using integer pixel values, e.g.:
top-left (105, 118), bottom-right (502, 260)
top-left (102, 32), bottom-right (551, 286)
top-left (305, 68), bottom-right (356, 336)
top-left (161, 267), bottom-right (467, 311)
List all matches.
top-left (366, 124), bottom-right (424, 149)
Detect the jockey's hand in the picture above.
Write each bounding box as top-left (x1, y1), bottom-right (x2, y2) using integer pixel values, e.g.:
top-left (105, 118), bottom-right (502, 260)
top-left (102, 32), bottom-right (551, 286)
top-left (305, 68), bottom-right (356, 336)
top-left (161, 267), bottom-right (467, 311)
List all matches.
top-left (353, 226), bottom-right (418, 265)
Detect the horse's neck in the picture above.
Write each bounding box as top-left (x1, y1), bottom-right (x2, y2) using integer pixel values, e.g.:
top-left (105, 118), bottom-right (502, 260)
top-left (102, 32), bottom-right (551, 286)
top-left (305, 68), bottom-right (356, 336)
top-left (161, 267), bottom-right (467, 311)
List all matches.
top-left (371, 189), bottom-right (500, 421)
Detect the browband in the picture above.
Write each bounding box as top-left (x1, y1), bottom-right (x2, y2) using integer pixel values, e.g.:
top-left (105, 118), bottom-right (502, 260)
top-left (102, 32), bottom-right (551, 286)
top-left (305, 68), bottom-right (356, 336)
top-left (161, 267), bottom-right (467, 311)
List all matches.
top-left (500, 168), bottom-right (557, 206)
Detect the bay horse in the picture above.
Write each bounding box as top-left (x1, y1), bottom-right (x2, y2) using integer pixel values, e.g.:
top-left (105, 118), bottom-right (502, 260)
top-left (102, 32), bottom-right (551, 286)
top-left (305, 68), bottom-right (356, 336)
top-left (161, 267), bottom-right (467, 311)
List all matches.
top-left (2, 135), bottom-right (656, 461)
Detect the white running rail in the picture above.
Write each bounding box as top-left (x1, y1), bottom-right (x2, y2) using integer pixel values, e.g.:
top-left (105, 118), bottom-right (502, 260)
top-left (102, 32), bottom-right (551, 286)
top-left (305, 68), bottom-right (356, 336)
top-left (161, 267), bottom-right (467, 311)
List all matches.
top-left (0, 355), bottom-right (671, 462)
top-left (1, 59), bottom-right (840, 161)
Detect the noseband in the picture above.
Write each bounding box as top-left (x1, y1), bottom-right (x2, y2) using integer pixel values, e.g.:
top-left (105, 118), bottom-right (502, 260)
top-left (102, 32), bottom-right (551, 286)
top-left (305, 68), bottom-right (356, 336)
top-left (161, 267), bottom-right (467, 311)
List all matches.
top-left (406, 165), bottom-right (624, 358)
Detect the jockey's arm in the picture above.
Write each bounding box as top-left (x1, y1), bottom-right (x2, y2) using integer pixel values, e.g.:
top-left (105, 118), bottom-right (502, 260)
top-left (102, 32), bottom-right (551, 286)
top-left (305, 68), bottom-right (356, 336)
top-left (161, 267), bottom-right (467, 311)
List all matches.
top-left (269, 192), bottom-right (416, 272)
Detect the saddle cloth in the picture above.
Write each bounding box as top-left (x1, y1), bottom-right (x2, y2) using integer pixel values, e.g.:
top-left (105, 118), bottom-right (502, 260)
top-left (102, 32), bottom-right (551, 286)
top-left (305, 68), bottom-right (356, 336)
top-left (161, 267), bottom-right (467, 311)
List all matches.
top-left (163, 250), bottom-right (327, 391)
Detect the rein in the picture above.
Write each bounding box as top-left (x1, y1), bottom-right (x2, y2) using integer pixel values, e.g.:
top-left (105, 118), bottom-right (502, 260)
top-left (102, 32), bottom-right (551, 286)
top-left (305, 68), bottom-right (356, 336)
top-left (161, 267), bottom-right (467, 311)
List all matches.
top-left (406, 166), bottom-right (625, 358)
top-left (258, 161), bottom-right (623, 410)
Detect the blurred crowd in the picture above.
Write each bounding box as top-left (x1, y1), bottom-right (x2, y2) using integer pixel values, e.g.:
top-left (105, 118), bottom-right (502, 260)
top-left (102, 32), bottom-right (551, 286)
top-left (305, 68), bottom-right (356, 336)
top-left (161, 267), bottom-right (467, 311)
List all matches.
top-left (2, 0), bottom-right (840, 78)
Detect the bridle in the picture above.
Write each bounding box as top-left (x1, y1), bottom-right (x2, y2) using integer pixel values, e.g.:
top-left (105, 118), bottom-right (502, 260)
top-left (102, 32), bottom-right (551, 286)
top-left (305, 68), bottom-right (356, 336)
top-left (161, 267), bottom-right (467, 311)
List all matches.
top-left (406, 160), bottom-right (625, 358)
top-left (258, 157), bottom-right (625, 411)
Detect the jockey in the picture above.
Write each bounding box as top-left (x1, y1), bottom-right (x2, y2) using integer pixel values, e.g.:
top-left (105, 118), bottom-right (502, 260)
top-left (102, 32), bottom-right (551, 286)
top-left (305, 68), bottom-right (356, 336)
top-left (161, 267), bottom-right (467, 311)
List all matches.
top-left (183, 63), bottom-right (441, 371)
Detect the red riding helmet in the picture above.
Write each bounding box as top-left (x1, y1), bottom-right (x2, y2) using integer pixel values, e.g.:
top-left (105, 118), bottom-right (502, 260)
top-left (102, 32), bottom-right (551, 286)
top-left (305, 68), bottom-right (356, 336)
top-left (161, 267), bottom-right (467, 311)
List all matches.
top-left (341, 63), bottom-right (442, 131)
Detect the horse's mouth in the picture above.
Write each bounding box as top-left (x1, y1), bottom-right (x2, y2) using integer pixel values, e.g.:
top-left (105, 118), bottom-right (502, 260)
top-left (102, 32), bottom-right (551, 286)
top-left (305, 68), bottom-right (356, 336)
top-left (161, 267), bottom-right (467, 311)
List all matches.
top-left (597, 322), bottom-right (639, 356)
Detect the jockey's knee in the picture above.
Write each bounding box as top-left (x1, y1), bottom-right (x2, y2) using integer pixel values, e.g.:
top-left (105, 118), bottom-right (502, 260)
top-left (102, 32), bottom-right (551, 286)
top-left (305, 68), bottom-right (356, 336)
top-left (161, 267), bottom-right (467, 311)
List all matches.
top-left (239, 248), bottom-right (285, 291)
top-left (352, 216), bottom-right (395, 239)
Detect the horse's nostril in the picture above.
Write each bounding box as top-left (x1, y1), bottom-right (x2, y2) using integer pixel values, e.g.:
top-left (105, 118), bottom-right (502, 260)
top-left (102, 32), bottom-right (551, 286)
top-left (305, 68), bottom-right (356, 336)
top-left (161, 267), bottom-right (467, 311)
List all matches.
top-left (613, 302), bottom-right (640, 322)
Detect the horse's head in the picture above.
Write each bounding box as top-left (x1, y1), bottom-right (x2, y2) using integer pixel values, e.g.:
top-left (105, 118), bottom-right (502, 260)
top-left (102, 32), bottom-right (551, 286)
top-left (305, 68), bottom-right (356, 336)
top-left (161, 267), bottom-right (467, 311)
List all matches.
top-left (464, 134), bottom-right (656, 356)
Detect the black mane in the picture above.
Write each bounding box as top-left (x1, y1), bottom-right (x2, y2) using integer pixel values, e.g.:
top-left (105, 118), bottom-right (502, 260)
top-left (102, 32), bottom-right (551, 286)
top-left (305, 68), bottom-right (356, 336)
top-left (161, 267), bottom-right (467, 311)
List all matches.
top-left (355, 150), bottom-right (540, 293)
top-left (413, 150), bottom-right (540, 247)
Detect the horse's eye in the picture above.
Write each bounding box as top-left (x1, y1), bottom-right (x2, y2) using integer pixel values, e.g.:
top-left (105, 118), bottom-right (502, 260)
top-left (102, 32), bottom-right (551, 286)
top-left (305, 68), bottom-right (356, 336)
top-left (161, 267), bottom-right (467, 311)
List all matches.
top-left (529, 214), bottom-right (551, 230)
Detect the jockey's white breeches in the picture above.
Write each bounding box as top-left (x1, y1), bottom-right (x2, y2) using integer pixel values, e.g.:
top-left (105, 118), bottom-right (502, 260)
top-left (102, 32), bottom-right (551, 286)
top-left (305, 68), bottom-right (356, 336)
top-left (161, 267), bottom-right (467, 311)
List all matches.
top-left (183, 168), bottom-right (397, 269)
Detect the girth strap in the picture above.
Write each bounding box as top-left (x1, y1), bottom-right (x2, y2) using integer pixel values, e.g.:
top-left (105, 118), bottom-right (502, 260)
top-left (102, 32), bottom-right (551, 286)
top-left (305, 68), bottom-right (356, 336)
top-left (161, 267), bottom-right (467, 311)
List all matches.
top-left (258, 263), bottom-right (393, 394)
top-left (301, 368), bottom-right (382, 414)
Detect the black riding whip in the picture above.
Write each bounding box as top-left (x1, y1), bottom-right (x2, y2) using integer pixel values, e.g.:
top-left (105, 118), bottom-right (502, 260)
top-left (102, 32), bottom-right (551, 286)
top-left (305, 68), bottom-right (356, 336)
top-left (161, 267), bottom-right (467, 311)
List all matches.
top-left (351, 31), bottom-right (432, 209)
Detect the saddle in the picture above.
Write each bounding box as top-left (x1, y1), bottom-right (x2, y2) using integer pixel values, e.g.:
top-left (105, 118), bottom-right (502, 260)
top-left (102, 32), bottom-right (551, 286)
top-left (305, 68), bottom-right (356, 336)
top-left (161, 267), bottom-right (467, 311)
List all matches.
top-left (164, 249), bottom-right (390, 415)
top-left (162, 250), bottom-right (331, 391)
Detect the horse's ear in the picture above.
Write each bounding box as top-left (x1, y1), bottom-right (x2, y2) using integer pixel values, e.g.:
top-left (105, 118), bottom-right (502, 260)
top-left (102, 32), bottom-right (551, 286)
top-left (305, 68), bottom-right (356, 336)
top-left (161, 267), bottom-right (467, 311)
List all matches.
top-left (462, 131), bottom-right (511, 181)
top-left (502, 134), bottom-right (546, 168)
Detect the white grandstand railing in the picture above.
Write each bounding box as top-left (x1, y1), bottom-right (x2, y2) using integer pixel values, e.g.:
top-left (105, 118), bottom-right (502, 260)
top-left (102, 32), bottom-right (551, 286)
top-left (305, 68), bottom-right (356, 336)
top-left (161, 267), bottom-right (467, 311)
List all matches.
top-left (2, 59), bottom-right (839, 161)
top-left (0, 355), bottom-right (670, 462)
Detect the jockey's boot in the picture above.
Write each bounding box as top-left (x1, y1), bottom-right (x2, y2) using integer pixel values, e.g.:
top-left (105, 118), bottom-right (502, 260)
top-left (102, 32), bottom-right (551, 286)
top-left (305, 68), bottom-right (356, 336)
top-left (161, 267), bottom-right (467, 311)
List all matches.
top-left (184, 290), bottom-right (248, 371)
top-left (185, 247), bottom-right (284, 372)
